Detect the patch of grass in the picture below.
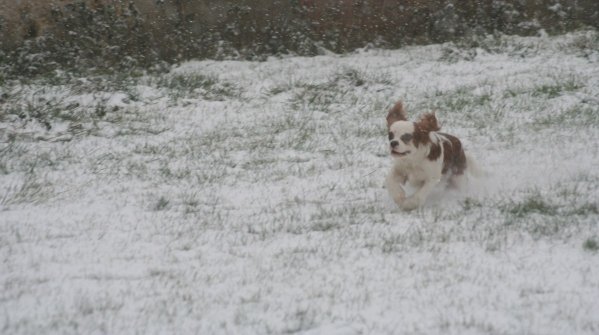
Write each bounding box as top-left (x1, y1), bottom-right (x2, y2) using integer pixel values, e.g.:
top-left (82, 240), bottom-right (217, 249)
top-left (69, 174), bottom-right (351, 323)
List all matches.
top-left (461, 198), bottom-right (483, 211)
top-left (153, 73), bottom-right (241, 102)
top-left (558, 29), bottom-right (599, 58)
top-left (534, 105), bottom-right (599, 128)
top-left (258, 109), bottom-right (319, 151)
top-left (379, 225), bottom-right (445, 253)
top-left (3, 71), bottom-right (241, 128)
top-left (310, 221), bottom-right (339, 232)
top-left (124, 160), bottom-right (149, 179)
top-left (0, 172), bottom-right (53, 206)
top-left (532, 84), bottom-right (563, 98)
top-left (419, 86), bottom-right (501, 132)
top-left (456, 33), bottom-right (540, 58)
top-left (162, 73), bottom-right (217, 90)
top-left (504, 72), bottom-right (584, 101)
top-left (332, 67), bottom-right (366, 87)
top-left (504, 194), bottom-right (558, 218)
top-left (568, 203), bottom-right (598, 216)
top-left (531, 82), bottom-right (581, 98)
top-left (193, 165), bottom-right (230, 185)
top-left (292, 81), bottom-right (340, 111)
top-left (0, 81), bottom-right (129, 143)
top-left (291, 67), bottom-right (391, 111)
top-left (583, 238), bottom-right (599, 252)
top-left (354, 124), bottom-right (385, 139)
top-left (181, 192), bottom-right (200, 214)
top-left (439, 42), bottom-right (477, 63)
top-left (1, 95), bottom-right (67, 131)
top-left (423, 86), bottom-right (492, 115)
top-left (69, 72), bottom-right (144, 96)
top-left (153, 196), bottom-right (170, 211)
top-left (282, 308), bottom-right (317, 334)
top-left (498, 189), bottom-right (598, 238)
top-left (0, 143), bottom-right (29, 174)
top-left (268, 85), bottom-right (289, 96)
top-left (265, 77), bottom-right (303, 96)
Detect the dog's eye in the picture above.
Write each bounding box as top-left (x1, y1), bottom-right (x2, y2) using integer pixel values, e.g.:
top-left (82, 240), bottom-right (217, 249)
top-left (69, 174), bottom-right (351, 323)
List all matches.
top-left (388, 132), bottom-right (394, 140)
top-left (400, 134), bottom-right (413, 143)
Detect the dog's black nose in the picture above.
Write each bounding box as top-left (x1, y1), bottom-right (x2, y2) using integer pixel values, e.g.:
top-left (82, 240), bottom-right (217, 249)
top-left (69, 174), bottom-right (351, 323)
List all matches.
top-left (390, 140), bottom-right (399, 148)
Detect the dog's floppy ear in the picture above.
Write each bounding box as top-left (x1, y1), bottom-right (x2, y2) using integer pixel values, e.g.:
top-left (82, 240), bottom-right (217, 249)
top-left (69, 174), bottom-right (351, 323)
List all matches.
top-left (414, 112), bottom-right (441, 145)
top-left (386, 101), bottom-right (407, 129)
top-left (416, 112), bottom-right (440, 132)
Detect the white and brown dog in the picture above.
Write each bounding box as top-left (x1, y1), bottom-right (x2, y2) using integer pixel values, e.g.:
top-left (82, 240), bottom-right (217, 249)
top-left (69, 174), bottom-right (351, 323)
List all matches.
top-left (385, 101), bottom-right (476, 210)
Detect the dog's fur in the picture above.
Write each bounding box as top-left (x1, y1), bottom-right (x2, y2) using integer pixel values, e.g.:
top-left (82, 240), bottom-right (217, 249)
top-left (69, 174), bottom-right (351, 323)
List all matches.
top-left (385, 101), bottom-right (471, 210)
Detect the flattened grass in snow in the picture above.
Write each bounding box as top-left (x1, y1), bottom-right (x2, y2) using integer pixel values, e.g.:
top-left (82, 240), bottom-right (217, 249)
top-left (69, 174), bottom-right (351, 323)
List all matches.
top-left (424, 88), bottom-right (493, 121)
top-left (0, 69), bottom-right (241, 144)
top-left (503, 194), bottom-right (558, 218)
top-left (534, 105), bottom-right (599, 128)
top-left (290, 67), bottom-right (392, 111)
top-left (504, 73), bottom-right (584, 99)
top-left (0, 90), bottom-right (111, 136)
top-left (0, 172), bottom-right (53, 206)
top-left (494, 189), bottom-right (599, 238)
top-left (152, 73), bottom-right (242, 102)
top-left (153, 196), bottom-right (170, 211)
top-left (501, 192), bottom-right (598, 219)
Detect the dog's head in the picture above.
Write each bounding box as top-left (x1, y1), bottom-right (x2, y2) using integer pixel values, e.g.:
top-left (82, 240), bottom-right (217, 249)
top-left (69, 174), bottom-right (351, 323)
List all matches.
top-left (386, 101), bottom-right (440, 159)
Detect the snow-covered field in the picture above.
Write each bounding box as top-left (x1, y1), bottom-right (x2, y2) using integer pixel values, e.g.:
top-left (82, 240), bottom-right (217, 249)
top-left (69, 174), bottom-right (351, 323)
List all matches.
top-left (1, 31), bottom-right (599, 334)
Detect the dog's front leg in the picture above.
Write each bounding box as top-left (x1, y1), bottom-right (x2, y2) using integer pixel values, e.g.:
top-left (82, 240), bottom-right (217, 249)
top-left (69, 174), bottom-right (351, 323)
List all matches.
top-left (400, 178), bottom-right (440, 211)
top-left (386, 168), bottom-right (407, 207)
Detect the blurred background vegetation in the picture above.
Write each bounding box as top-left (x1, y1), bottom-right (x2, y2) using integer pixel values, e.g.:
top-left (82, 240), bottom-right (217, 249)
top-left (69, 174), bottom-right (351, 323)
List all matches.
top-left (1, 0), bottom-right (598, 77)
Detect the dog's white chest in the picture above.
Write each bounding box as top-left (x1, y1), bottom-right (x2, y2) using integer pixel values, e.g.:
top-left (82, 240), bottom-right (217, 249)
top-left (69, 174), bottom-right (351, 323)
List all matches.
top-left (395, 158), bottom-right (439, 184)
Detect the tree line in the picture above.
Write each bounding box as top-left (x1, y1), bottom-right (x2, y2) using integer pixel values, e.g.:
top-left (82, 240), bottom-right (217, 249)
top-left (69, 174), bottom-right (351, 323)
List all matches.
top-left (1, 0), bottom-right (597, 76)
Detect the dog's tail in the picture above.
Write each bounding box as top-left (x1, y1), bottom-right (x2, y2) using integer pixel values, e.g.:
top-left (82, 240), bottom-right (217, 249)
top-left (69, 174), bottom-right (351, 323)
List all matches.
top-left (465, 152), bottom-right (486, 178)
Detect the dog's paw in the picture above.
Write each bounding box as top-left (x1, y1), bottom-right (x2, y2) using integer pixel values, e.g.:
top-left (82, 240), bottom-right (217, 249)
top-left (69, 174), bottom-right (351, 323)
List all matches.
top-left (400, 196), bottom-right (421, 211)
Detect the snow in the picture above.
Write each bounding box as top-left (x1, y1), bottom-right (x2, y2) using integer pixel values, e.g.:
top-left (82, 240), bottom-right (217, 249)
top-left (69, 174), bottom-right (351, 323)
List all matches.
top-left (1, 31), bottom-right (599, 334)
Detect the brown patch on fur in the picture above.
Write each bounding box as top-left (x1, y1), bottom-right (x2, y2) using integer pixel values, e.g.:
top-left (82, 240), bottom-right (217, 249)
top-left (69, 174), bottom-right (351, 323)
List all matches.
top-left (427, 141), bottom-right (442, 161)
top-left (436, 133), bottom-right (467, 175)
top-left (413, 112), bottom-right (440, 147)
top-left (386, 101), bottom-right (407, 129)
